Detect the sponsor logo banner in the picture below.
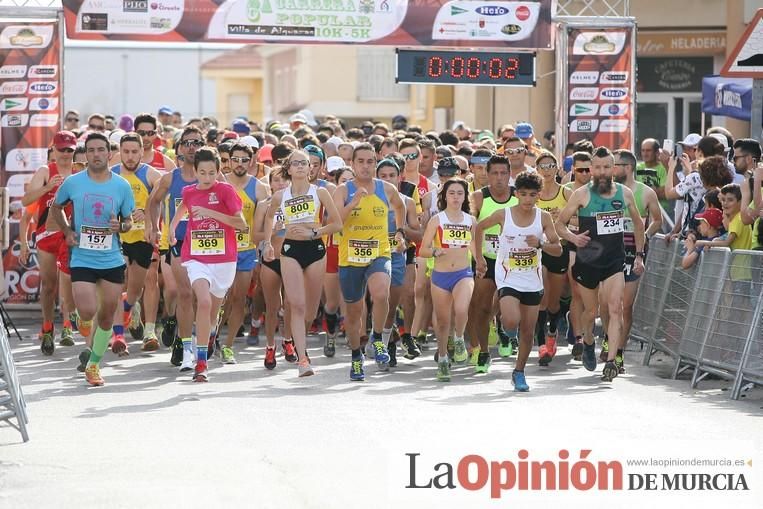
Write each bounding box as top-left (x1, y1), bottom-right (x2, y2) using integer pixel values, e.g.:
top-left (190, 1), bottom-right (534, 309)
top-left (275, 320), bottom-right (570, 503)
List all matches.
top-left (599, 103), bottom-right (629, 117)
top-left (569, 71), bottom-right (600, 84)
top-left (569, 87), bottom-right (599, 100)
top-left (27, 81), bottom-right (57, 95)
top-left (599, 87), bottom-right (629, 100)
top-left (0, 65), bottom-right (27, 79)
top-left (1, 113), bottom-right (29, 127)
top-left (29, 113), bottom-right (58, 126)
top-left (569, 119), bottom-right (599, 133)
top-left (28, 65), bottom-right (58, 78)
top-left (0, 97), bottom-right (28, 111)
top-left (569, 103), bottom-right (599, 117)
top-left (0, 81), bottom-right (27, 95)
top-left (29, 97), bottom-right (58, 111)
top-left (600, 71), bottom-right (629, 84)
top-left (4, 148), bottom-right (48, 172)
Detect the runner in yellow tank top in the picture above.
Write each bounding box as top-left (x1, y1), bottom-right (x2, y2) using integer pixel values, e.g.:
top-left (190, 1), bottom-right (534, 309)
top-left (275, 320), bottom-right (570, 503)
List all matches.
top-left (332, 143), bottom-right (407, 381)
top-left (113, 132), bottom-right (163, 352)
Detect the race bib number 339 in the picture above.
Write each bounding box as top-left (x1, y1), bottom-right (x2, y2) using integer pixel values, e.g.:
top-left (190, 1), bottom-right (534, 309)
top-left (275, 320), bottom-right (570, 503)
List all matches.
top-left (191, 229), bottom-right (225, 256)
top-left (503, 249), bottom-right (538, 271)
top-left (596, 211), bottom-right (623, 235)
top-left (80, 226), bottom-right (112, 250)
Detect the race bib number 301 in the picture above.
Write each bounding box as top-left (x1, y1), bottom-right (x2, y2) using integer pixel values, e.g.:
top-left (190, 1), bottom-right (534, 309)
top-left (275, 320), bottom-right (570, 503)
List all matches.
top-left (284, 195), bottom-right (315, 223)
top-left (443, 224), bottom-right (471, 247)
top-left (80, 226), bottom-right (112, 251)
top-left (191, 229), bottom-right (225, 256)
top-left (596, 211), bottom-right (624, 235)
top-left (348, 239), bottom-right (379, 264)
top-left (503, 249), bottom-right (539, 271)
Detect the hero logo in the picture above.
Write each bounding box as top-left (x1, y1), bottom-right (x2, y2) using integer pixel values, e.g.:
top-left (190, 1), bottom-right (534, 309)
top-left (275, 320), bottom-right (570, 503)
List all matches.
top-left (28, 82), bottom-right (57, 94)
top-left (569, 71), bottom-right (600, 85)
top-left (474, 6), bottom-right (509, 16)
top-left (0, 65), bottom-right (27, 79)
top-left (569, 119), bottom-right (599, 133)
top-left (599, 119), bottom-right (629, 133)
top-left (0, 81), bottom-right (27, 95)
top-left (600, 71), bottom-right (629, 84)
top-left (29, 65), bottom-right (57, 77)
top-left (569, 87), bottom-right (598, 100)
top-left (599, 88), bottom-right (628, 100)
top-left (599, 103), bottom-right (629, 117)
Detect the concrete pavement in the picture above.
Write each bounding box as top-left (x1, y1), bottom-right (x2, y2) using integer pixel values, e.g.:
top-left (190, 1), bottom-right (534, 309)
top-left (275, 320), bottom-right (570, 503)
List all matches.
top-left (1, 316), bottom-right (761, 509)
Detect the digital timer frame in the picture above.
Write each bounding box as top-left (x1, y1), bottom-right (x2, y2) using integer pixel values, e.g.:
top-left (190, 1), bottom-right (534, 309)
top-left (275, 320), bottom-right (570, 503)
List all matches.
top-left (395, 49), bottom-right (536, 87)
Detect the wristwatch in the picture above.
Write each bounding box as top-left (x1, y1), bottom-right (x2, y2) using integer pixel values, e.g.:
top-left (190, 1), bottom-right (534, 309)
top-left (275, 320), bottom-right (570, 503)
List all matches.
top-left (311, 228), bottom-right (319, 239)
top-left (636, 251), bottom-right (645, 258)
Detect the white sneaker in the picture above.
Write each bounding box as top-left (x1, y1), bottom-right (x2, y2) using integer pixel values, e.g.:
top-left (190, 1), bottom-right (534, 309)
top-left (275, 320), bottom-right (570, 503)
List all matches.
top-left (180, 349), bottom-right (195, 372)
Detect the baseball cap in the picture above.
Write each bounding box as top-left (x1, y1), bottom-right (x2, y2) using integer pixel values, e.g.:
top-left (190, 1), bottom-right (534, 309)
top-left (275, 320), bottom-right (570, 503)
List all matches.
top-left (708, 133), bottom-right (730, 152)
top-left (305, 144), bottom-right (325, 161)
top-left (222, 131), bottom-right (239, 141)
top-left (326, 136), bottom-right (344, 149)
top-left (695, 208), bottom-right (723, 229)
top-left (515, 122), bottom-right (534, 139)
top-left (158, 106), bottom-right (173, 116)
top-left (289, 113), bottom-right (307, 124)
top-left (240, 135), bottom-right (259, 149)
top-left (53, 130), bottom-right (77, 150)
top-left (109, 130), bottom-right (126, 145)
top-left (437, 157), bottom-right (461, 176)
top-left (477, 130), bottom-right (495, 142)
top-left (232, 119), bottom-right (250, 135)
top-left (679, 133), bottom-right (701, 147)
top-left (326, 156), bottom-right (345, 174)
top-left (258, 144), bottom-right (274, 163)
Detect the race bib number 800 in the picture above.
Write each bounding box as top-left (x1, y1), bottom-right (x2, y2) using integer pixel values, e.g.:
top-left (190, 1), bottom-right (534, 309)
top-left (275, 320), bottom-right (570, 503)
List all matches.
top-left (284, 195), bottom-right (315, 223)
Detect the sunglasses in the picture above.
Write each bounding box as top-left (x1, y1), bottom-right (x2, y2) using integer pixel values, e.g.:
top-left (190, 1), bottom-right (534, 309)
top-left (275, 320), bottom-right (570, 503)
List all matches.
top-left (505, 147), bottom-right (526, 155)
top-left (88, 124), bottom-right (105, 131)
top-left (538, 162), bottom-right (557, 170)
top-left (137, 129), bottom-right (156, 137)
top-left (574, 167), bottom-right (591, 173)
top-left (181, 139), bottom-right (204, 147)
top-left (231, 156), bottom-right (251, 164)
top-left (402, 152), bottom-right (419, 161)
top-left (66, 117), bottom-right (79, 122)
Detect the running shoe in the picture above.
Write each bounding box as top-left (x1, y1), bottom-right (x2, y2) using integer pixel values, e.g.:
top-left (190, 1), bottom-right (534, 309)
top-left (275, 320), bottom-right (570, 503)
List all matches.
top-left (363, 336), bottom-right (375, 359)
top-left (469, 346), bottom-right (481, 366)
top-left (128, 301), bottom-right (144, 340)
top-left (475, 352), bottom-right (491, 374)
top-left (161, 316), bottom-right (177, 347)
top-left (193, 363), bottom-right (208, 383)
top-left (539, 336), bottom-right (557, 366)
top-left (282, 339), bottom-right (297, 363)
top-left (415, 332), bottom-right (428, 350)
top-left (221, 345), bottom-right (236, 364)
top-left (510, 335), bottom-right (519, 356)
top-left (298, 359), bottom-right (314, 377)
top-left (582, 342), bottom-right (597, 371)
top-left (453, 337), bottom-right (468, 364)
top-left (78, 319), bottom-right (93, 339)
top-left (498, 335), bottom-right (513, 358)
top-left (247, 323), bottom-right (260, 346)
top-left (60, 326), bottom-right (75, 347)
top-left (85, 364), bottom-right (104, 386)
top-left (571, 339), bottom-right (584, 361)
top-left (447, 336), bottom-right (455, 360)
top-left (388, 342), bottom-right (397, 367)
top-left (111, 334), bottom-right (129, 357)
top-left (264, 346), bottom-right (277, 370)
top-left (180, 348), bottom-right (195, 372)
top-left (436, 358), bottom-right (451, 381)
top-left (615, 351), bottom-right (625, 374)
top-left (77, 348), bottom-right (91, 373)
top-left (601, 360), bottom-right (618, 382)
top-left (599, 337), bottom-right (609, 363)
top-left (350, 357), bottom-right (365, 381)
top-left (372, 340), bottom-right (390, 365)
top-left (69, 311), bottom-right (80, 332)
top-left (511, 370), bottom-right (530, 392)
top-left (323, 331), bottom-right (336, 357)
top-left (401, 335), bottom-right (421, 359)
top-left (40, 330), bottom-right (54, 356)
top-left (142, 332), bottom-right (160, 352)
top-left (170, 337), bottom-right (183, 366)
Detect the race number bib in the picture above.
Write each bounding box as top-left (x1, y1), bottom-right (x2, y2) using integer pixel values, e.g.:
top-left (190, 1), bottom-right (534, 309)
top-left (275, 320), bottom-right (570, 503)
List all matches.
top-left (190, 229), bottom-right (225, 256)
top-left (274, 208), bottom-right (285, 231)
top-left (79, 226), bottom-right (112, 251)
top-left (348, 239), bottom-right (379, 264)
top-left (503, 249), bottom-right (539, 271)
top-left (174, 198), bottom-right (189, 221)
top-left (283, 195), bottom-right (315, 223)
top-left (132, 209), bottom-right (145, 230)
top-left (483, 233), bottom-right (500, 256)
top-left (596, 211), bottom-right (623, 235)
top-left (388, 233), bottom-right (399, 250)
top-left (236, 228), bottom-right (250, 249)
top-left (442, 224), bottom-right (471, 247)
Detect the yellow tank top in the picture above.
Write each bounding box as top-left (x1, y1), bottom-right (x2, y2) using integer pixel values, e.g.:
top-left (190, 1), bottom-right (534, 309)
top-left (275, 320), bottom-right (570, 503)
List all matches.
top-left (234, 177), bottom-right (258, 252)
top-left (116, 164), bottom-right (151, 244)
top-left (338, 179), bottom-right (391, 267)
top-left (537, 185), bottom-right (567, 214)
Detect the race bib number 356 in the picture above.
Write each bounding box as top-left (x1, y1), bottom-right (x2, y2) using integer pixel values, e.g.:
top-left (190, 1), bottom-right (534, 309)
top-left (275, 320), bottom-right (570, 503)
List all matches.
top-left (596, 211), bottom-right (624, 235)
top-left (80, 226), bottom-right (112, 251)
top-left (348, 239), bottom-right (379, 264)
top-left (191, 229), bottom-right (225, 256)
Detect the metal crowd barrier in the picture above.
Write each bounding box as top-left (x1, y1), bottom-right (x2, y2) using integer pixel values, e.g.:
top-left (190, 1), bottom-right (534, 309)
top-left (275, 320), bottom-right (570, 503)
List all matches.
top-left (0, 315), bottom-right (28, 442)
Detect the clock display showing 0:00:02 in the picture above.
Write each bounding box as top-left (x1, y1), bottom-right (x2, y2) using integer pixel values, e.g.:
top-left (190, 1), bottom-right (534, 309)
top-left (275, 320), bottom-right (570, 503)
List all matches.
top-left (424, 56), bottom-right (520, 80)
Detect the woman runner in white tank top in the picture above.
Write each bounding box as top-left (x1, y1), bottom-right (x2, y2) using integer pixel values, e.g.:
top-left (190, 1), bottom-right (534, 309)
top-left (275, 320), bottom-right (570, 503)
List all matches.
top-left (475, 171), bottom-right (561, 392)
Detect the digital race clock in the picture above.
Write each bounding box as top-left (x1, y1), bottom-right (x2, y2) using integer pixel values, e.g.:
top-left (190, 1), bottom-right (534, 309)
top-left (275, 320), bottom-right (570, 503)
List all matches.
top-left (395, 49), bottom-right (536, 87)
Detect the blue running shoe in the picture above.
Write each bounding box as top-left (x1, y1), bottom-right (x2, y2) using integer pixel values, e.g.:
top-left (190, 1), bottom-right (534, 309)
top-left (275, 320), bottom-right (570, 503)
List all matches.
top-left (582, 342), bottom-right (597, 371)
top-left (350, 357), bottom-right (365, 381)
top-left (372, 340), bottom-right (390, 364)
top-left (511, 370), bottom-right (529, 392)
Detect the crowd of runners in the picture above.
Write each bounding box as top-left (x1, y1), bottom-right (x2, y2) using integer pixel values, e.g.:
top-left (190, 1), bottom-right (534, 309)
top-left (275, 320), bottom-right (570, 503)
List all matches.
top-left (18, 109), bottom-right (763, 390)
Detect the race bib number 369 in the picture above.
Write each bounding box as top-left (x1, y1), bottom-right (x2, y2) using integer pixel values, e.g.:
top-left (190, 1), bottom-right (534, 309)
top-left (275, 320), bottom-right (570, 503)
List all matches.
top-left (80, 226), bottom-right (112, 250)
top-left (596, 211), bottom-right (623, 235)
top-left (191, 229), bottom-right (225, 256)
